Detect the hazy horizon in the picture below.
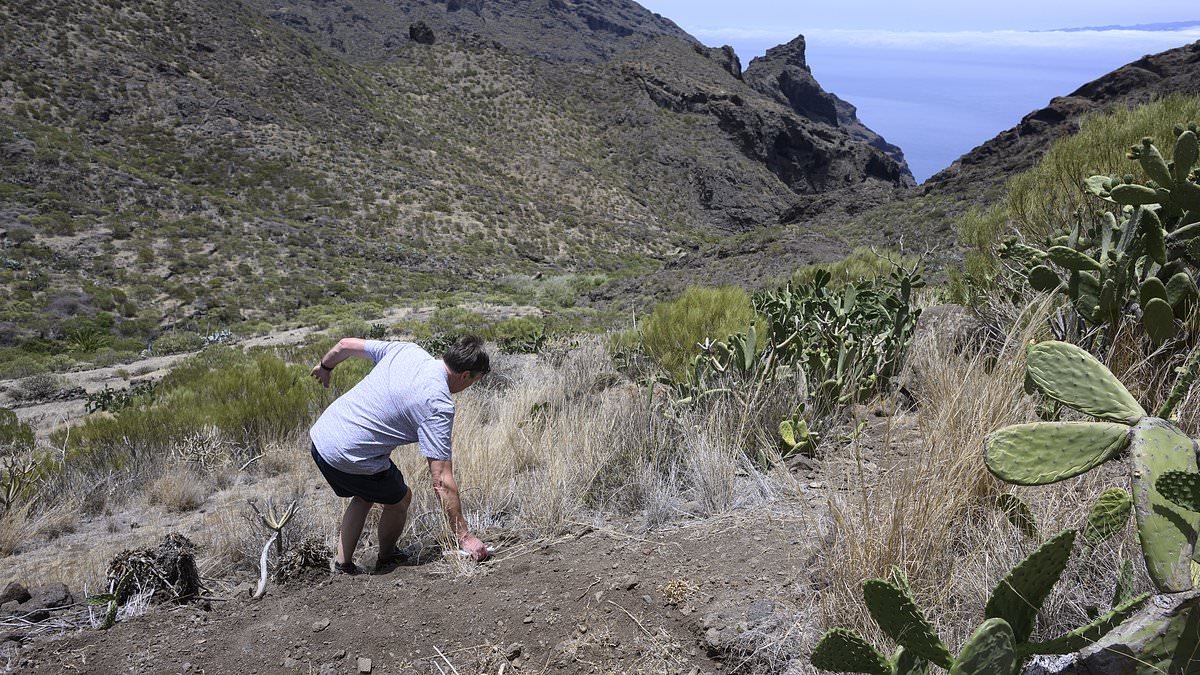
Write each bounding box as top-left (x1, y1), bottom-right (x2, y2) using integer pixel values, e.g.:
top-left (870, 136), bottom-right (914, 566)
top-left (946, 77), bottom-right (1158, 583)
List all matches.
top-left (637, 3), bottom-right (1200, 182)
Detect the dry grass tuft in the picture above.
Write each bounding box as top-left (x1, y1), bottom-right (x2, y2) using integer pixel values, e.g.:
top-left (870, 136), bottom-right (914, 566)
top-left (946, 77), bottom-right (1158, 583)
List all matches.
top-left (146, 468), bottom-right (210, 513)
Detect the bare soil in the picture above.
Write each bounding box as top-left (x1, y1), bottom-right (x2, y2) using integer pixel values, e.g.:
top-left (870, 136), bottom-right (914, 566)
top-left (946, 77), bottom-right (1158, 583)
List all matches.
top-left (11, 505), bottom-right (824, 674)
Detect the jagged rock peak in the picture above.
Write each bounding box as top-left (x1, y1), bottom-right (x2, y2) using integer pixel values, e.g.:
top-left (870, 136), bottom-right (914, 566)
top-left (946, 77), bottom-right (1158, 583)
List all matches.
top-left (753, 35), bottom-right (810, 71)
top-left (744, 33), bottom-right (912, 182)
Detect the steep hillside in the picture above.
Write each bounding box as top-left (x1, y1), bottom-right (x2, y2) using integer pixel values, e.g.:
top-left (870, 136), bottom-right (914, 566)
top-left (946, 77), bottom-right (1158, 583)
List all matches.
top-left (239, 0), bottom-right (699, 63)
top-left (923, 39), bottom-right (1200, 203)
top-left (0, 0), bottom-right (910, 360)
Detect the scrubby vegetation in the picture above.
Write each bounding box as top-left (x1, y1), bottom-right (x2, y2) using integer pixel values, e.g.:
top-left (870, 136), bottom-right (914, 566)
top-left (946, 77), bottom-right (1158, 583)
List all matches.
top-left (2, 2), bottom-right (1200, 668)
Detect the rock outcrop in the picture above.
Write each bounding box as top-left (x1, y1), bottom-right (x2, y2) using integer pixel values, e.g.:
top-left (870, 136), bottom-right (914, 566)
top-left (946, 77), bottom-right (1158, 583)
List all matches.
top-left (744, 35), bottom-right (912, 178)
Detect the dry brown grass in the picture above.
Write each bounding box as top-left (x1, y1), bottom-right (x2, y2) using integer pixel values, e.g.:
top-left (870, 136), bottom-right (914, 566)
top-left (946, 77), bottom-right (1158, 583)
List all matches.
top-left (145, 468), bottom-right (210, 513)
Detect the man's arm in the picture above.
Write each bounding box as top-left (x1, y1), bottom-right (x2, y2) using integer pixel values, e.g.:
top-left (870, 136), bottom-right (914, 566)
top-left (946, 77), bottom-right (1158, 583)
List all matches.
top-left (428, 458), bottom-right (488, 561)
top-left (310, 337), bottom-right (370, 387)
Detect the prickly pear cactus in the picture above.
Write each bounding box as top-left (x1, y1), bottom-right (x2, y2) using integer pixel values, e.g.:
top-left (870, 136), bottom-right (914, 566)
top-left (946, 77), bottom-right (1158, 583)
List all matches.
top-left (985, 340), bottom-right (1200, 593)
top-left (1128, 418), bottom-right (1200, 592)
top-left (985, 529), bottom-right (1076, 642)
top-left (1005, 125), bottom-right (1200, 346)
top-left (862, 579), bottom-right (954, 669)
top-left (810, 628), bottom-right (893, 675)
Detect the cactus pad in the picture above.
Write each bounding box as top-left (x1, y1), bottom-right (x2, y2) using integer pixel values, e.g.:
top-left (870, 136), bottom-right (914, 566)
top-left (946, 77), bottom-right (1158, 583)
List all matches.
top-left (1082, 488), bottom-right (1134, 547)
top-left (1139, 138), bottom-right (1174, 188)
top-left (1176, 130), bottom-right (1199, 184)
top-left (996, 493), bottom-right (1039, 539)
top-left (1175, 180), bottom-right (1200, 212)
top-left (810, 628), bottom-right (892, 675)
top-left (1165, 272), bottom-right (1198, 312)
top-left (949, 618), bottom-right (1016, 675)
top-left (1021, 592), bottom-right (1150, 656)
top-left (1047, 246), bottom-right (1101, 272)
top-left (1028, 265), bottom-right (1061, 293)
top-left (1111, 183), bottom-right (1161, 206)
top-left (862, 579), bottom-right (953, 669)
top-left (1143, 297), bottom-right (1177, 346)
top-left (1025, 341), bottom-right (1145, 424)
top-left (1129, 418), bottom-right (1200, 592)
top-left (1156, 470), bottom-right (1200, 512)
top-left (1139, 210), bottom-right (1168, 265)
top-left (985, 422), bottom-right (1130, 486)
top-left (1112, 558), bottom-right (1136, 608)
top-left (893, 647), bottom-right (929, 675)
top-left (985, 529), bottom-right (1076, 642)
top-left (1140, 277), bottom-right (1169, 306)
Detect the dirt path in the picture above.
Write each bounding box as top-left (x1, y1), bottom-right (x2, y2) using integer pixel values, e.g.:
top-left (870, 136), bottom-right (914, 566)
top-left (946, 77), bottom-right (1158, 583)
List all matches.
top-left (12, 505), bottom-right (824, 674)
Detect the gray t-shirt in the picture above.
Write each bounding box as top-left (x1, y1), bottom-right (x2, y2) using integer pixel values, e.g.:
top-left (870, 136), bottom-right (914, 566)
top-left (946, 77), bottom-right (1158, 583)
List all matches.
top-left (310, 341), bottom-right (454, 475)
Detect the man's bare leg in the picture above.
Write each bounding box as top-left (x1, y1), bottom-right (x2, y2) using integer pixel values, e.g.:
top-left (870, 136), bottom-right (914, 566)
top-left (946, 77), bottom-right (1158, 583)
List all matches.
top-left (377, 489), bottom-right (412, 561)
top-left (337, 496), bottom-right (372, 565)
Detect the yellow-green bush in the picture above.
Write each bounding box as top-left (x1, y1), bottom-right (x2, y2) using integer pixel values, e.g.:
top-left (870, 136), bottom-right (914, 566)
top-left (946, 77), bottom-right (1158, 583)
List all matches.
top-left (641, 286), bottom-right (756, 381)
top-left (51, 346), bottom-right (361, 475)
top-left (789, 246), bottom-right (919, 289)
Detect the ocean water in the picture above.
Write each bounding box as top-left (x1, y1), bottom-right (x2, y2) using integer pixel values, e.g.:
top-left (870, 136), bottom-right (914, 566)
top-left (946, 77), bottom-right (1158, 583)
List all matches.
top-left (723, 34), bottom-right (1200, 183)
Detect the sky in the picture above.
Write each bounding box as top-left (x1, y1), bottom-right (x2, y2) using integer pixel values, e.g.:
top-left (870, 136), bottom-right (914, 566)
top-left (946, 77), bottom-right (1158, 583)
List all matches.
top-left (636, 1), bottom-right (1200, 182)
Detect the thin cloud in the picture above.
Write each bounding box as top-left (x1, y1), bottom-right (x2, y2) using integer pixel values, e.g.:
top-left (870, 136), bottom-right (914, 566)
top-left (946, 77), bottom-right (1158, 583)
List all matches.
top-left (689, 26), bottom-right (1200, 51)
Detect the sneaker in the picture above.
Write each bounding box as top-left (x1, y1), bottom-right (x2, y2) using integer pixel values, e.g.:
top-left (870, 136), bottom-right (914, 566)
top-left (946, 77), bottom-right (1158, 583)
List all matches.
top-left (333, 560), bottom-right (362, 575)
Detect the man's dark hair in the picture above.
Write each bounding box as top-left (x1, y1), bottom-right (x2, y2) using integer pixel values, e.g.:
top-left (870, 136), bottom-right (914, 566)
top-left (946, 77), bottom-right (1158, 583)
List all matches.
top-left (443, 334), bottom-right (490, 376)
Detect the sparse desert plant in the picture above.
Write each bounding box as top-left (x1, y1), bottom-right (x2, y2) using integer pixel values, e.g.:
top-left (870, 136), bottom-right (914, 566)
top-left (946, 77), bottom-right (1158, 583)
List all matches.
top-left (14, 373), bottom-right (65, 401)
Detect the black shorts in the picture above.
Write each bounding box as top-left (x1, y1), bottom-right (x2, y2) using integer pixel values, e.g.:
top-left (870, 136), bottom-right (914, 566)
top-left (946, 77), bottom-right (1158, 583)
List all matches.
top-left (310, 445), bottom-right (409, 505)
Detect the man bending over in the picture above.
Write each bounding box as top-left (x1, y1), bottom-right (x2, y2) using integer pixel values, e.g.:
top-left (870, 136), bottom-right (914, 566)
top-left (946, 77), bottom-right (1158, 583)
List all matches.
top-left (309, 334), bottom-right (490, 574)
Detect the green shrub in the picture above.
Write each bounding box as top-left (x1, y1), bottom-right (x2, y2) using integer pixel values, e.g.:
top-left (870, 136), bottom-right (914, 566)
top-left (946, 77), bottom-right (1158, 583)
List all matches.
top-left (789, 247), bottom-right (919, 289)
top-left (54, 347), bottom-right (329, 473)
top-left (641, 286), bottom-right (756, 381)
top-left (487, 315), bottom-right (547, 353)
top-left (0, 408), bottom-right (35, 452)
top-left (152, 331), bottom-right (204, 355)
top-left (14, 373), bottom-right (66, 401)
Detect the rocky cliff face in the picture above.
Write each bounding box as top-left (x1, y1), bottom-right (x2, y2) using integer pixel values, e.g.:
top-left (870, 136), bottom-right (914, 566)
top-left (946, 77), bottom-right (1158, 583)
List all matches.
top-left (744, 36), bottom-right (911, 180)
top-left (923, 39), bottom-right (1200, 199)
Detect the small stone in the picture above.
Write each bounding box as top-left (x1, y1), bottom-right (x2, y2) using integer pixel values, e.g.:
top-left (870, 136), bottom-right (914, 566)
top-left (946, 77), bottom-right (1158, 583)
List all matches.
top-left (0, 583), bottom-right (30, 605)
top-left (522, 615), bottom-right (533, 624)
top-left (808, 481), bottom-right (824, 489)
top-left (319, 665), bottom-right (338, 675)
top-left (333, 648), bottom-right (347, 659)
top-left (357, 656), bottom-right (372, 673)
top-left (505, 642), bottom-right (523, 660)
top-left (641, 595), bottom-right (652, 605)
top-left (282, 657), bottom-right (301, 668)
top-left (746, 598), bottom-right (776, 623)
top-left (312, 619), bottom-right (330, 632)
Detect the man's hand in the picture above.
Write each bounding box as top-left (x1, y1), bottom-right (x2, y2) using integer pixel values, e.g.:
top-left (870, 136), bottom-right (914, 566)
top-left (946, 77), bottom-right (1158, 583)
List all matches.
top-left (460, 535), bottom-right (489, 562)
top-left (310, 363), bottom-right (331, 388)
